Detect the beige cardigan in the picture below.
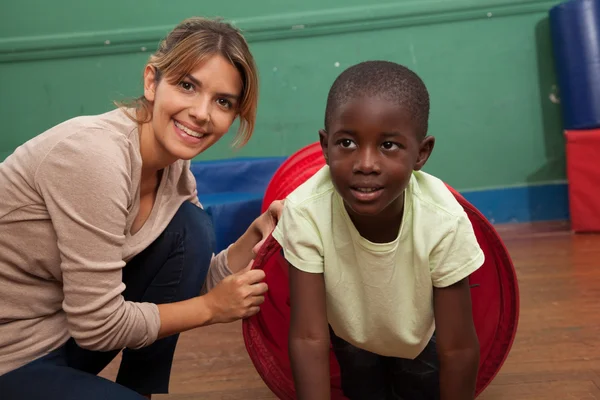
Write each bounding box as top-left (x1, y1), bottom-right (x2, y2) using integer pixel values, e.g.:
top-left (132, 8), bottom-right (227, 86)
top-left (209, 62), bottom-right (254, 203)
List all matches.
top-left (0, 108), bottom-right (231, 375)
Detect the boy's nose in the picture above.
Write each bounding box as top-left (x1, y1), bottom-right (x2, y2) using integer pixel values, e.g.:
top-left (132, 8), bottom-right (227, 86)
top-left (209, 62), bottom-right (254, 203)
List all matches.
top-left (353, 147), bottom-right (381, 174)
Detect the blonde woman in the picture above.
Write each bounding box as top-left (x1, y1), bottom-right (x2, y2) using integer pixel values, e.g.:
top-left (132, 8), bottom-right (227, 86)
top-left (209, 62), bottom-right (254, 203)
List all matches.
top-left (0, 17), bottom-right (280, 399)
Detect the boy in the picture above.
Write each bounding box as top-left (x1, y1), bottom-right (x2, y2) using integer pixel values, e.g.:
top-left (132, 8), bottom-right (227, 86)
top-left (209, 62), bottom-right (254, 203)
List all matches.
top-left (272, 61), bottom-right (484, 399)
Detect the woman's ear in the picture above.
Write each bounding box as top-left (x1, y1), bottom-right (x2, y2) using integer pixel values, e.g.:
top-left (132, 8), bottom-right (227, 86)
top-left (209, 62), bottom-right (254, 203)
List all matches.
top-left (143, 65), bottom-right (158, 102)
top-left (414, 136), bottom-right (435, 171)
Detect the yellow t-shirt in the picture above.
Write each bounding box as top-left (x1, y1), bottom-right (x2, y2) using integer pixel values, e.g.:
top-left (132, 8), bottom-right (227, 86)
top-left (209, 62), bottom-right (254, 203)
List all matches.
top-left (272, 165), bottom-right (484, 359)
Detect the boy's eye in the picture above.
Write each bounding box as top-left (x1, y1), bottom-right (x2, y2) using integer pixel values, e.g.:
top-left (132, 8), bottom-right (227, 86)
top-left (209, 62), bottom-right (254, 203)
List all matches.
top-left (382, 141), bottom-right (399, 150)
top-left (179, 81), bottom-right (194, 91)
top-left (339, 139), bottom-right (356, 148)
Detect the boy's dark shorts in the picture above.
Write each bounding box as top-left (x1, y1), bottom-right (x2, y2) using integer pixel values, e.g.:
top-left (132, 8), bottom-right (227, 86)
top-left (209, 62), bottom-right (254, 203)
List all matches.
top-left (329, 326), bottom-right (440, 400)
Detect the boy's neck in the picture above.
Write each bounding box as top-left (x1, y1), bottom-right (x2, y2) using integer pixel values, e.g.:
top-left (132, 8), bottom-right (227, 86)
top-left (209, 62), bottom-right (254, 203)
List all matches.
top-left (346, 193), bottom-right (405, 244)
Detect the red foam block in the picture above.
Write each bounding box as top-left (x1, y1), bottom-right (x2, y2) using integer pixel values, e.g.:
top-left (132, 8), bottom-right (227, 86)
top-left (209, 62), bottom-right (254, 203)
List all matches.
top-left (565, 129), bottom-right (600, 232)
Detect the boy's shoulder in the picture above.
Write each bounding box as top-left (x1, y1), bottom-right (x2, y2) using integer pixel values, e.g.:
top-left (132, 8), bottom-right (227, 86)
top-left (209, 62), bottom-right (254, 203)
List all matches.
top-left (409, 170), bottom-right (466, 222)
top-left (272, 165), bottom-right (334, 264)
top-left (284, 165), bottom-right (335, 209)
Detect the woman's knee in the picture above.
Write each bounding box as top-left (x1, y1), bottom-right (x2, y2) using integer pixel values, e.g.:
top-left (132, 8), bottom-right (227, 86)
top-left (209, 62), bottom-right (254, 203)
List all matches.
top-left (167, 202), bottom-right (216, 253)
top-left (165, 201), bottom-right (216, 298)
top-left (124, 201), bottom-right (216, 304)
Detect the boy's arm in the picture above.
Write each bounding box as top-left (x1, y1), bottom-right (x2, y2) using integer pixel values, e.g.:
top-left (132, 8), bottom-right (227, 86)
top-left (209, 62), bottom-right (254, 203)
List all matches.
top-left (433, 277), bottom-right (480, 400)
top-left (288, 262), bottom-right (330, 400)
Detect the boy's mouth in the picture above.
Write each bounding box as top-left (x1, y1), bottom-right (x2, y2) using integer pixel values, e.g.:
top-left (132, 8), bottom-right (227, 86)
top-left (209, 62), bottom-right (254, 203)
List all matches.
top-left (351, 187), bottom-right (382, 193)
top-left (349, 186), bottom-right (384, 202)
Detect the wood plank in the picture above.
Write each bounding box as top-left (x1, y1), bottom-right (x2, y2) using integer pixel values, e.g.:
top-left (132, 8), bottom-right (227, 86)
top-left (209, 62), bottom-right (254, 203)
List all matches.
top-left (98, 221), bottom-right (600, 399)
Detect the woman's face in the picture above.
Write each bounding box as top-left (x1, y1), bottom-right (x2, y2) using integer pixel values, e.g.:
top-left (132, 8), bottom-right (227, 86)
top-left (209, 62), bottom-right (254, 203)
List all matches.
top-left (143, 54), bottom-right (243, 163)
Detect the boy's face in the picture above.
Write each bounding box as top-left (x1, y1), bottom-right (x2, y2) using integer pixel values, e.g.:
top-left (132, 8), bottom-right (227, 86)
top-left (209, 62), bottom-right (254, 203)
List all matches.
top-left (319, 95), bottom-right (434, 220)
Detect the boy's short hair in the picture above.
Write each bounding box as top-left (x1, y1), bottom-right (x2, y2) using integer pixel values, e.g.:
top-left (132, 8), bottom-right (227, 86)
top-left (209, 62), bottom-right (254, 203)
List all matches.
top-left (324, 60), bottom-right (430, 138)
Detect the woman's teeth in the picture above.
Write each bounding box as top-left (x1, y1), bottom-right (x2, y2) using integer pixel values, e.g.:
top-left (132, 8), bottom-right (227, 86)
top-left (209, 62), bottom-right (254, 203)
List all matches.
top-left (174, 121), bottom-right (204, 138)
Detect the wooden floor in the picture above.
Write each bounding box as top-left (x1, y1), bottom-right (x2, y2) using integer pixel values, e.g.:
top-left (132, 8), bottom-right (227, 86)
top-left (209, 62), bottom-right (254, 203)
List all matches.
top-left (100, 221), bottom-right (600, 399)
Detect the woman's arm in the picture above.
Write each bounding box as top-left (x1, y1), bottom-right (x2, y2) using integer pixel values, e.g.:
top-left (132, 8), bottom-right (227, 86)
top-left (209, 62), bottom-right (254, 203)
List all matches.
top-left (156, 267), bottom-right (267, 338)
top-left (158, 201), bottom-right (284, 338)
top-left (288, 263), bottom-right (331, 400)
top-left (39, 131), bottom-right (269, 351)
top-left (227, 200), bottom-right (284, 273)
top-left (433, 277), bottom-right (480, 400)
top-left (200, 200), bottom-right (283, 295)
top-left (38, 132), bottom-right (161, 351)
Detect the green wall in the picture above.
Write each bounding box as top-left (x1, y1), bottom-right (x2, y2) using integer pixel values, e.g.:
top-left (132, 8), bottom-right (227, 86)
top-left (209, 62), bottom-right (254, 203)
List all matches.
top-left (0, 0), bottom-right (564, 191)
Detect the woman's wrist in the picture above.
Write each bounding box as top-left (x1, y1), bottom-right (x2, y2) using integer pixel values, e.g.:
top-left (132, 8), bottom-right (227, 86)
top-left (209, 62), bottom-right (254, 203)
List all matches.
top-left (156, 296), bottom-right (215, 339)
top-left (194, 294), bottom-right (216, 325)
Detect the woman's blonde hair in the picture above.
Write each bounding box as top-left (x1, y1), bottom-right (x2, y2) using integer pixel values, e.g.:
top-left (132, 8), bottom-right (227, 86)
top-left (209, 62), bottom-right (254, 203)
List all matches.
top-left (118, 17), bottom-right (259, 147)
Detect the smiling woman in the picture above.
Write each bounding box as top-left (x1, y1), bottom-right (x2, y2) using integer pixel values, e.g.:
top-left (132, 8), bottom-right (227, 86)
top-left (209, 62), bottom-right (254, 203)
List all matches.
top-left (139, 54), bottom-right (243, 164)
top-left (0, 17), bottom-right (281, 400)
top-left (119, 17), bottom-right (258, 157)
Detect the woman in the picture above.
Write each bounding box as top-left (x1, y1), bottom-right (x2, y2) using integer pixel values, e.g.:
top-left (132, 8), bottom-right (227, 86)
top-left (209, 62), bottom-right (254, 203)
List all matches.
top-left (0, 17), bottom-right (280, 399)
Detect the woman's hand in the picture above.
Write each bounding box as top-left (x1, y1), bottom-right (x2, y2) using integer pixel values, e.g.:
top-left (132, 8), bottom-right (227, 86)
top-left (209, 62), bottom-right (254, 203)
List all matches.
top-left (251, 199), bottom-right (284, 255)
top-left (203, 267), bottom-right (269, 323)
top-left (226, 199), bottom-right (285, 273)
top-left (157, 200), bottom-right (282, 335)
top-left (156, 265), bottom-right (268, 338)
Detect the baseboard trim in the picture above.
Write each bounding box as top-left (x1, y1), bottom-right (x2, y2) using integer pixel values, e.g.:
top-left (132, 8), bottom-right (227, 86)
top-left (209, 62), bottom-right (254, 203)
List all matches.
top-left (189, 157), bottom-right (568, 225)
top-left (461, 181), bottom-right (568, 224)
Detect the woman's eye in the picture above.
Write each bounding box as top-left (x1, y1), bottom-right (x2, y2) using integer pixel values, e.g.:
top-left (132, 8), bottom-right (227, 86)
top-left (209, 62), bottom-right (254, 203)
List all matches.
top-left (179, 81), bottom-right (194, 91)
top-left (217, 98), bottom-right (232, 109)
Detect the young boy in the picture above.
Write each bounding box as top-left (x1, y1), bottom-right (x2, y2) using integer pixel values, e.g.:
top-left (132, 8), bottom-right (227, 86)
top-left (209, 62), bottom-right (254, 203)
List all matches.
top-left (271, 61), bottom-right (484, 400)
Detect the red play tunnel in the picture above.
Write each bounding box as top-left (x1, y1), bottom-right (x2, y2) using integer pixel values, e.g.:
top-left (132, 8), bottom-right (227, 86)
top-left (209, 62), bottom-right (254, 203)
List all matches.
top-left (243, 142), bottom-right (519, 399)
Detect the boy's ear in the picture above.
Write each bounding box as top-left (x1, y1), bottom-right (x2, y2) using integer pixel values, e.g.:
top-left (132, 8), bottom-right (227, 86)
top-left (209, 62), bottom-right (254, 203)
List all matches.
top-left (414, 136), bottom-right (435, 171)
top-left (318, 129), bottom-right (329, 164)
